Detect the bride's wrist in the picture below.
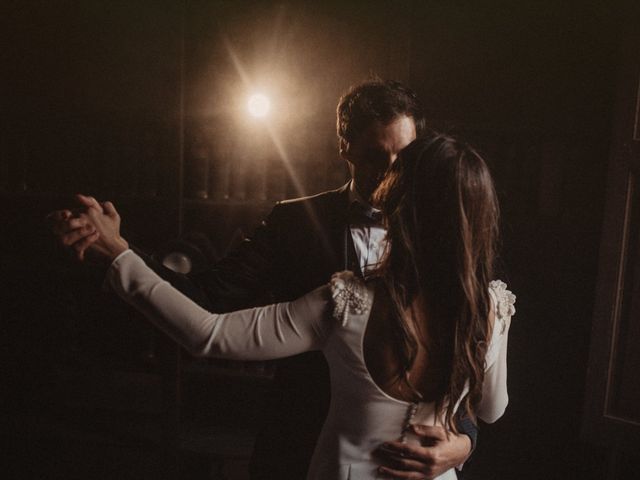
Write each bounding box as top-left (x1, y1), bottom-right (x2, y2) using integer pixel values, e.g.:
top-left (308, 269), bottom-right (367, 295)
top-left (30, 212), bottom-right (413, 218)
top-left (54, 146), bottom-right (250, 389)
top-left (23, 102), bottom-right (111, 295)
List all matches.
top-left (108, 237), bottom-right (129, 262)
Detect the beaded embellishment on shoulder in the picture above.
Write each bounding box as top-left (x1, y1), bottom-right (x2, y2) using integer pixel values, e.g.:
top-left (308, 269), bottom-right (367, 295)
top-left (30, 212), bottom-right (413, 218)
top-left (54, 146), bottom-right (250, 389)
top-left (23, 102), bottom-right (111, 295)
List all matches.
top-left (489, 280), bottom-right (516, 334)
top-left (330, 271), bottom-right (370, 327)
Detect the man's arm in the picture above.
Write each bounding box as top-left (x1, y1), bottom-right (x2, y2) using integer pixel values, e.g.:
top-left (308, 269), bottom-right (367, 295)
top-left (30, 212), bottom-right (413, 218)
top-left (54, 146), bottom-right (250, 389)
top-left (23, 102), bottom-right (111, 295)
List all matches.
top-left (187, 208), bottom-right (282, 312)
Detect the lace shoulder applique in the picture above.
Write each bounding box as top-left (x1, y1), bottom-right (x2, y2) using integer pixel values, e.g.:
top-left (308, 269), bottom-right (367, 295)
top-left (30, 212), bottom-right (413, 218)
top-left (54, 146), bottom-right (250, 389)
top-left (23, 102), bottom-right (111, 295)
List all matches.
top-left (329, 271), bottom-right (370, 327)
top-left (489, 280), bottom-right (516, 334)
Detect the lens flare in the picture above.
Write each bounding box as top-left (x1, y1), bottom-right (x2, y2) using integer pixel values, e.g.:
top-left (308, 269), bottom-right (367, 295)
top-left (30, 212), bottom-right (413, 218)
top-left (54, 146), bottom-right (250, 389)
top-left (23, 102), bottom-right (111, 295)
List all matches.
top-left (247, 93), bottom-right (270, 118)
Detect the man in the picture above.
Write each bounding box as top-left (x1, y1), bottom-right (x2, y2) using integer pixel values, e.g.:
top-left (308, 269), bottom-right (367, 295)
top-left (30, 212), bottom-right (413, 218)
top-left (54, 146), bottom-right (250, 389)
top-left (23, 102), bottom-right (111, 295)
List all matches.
top-left (51, 80), bottom-right (475, 479)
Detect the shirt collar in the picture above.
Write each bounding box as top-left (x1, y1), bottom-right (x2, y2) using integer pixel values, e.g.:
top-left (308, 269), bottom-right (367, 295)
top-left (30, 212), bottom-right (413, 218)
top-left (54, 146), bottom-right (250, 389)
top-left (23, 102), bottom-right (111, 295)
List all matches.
top-left (348, 180), bottom-right (381, 213)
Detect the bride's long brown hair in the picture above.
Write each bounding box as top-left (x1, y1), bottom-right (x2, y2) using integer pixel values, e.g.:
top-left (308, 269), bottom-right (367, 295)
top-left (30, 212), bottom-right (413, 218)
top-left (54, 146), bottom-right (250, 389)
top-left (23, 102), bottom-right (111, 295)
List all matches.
top-left (373, 134), bottom-right (499, 432)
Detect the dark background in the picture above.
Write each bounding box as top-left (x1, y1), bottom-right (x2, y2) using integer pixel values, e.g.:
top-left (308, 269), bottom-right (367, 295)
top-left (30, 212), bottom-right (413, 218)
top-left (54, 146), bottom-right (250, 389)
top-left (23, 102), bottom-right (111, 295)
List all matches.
top-left (1, 1), bottom-right (637, 478)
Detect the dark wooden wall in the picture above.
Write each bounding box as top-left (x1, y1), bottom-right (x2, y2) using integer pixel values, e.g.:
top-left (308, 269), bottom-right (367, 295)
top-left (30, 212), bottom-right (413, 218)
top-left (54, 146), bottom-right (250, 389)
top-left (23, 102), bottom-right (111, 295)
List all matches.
top-left (1, 1), bottom-right (636, 478)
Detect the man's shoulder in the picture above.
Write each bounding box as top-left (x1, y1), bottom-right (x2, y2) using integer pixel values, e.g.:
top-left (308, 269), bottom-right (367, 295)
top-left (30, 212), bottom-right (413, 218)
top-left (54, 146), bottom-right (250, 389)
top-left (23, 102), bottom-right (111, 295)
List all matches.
top-left (262, 183), bottom-right (349, 232)
top-left (274, 183), bottom-right (349, 212)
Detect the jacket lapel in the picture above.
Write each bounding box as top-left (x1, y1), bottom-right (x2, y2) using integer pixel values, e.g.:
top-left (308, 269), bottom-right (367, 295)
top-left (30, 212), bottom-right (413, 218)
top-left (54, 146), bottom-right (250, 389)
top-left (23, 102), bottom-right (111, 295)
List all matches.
top-left (324, 183), bottom-right (362, 276)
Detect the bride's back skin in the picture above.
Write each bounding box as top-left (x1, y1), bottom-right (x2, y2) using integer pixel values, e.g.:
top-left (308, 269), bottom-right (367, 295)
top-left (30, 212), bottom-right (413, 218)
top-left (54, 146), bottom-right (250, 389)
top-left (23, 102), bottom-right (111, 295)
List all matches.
top-left (364, 281), bottom-right (495, 404)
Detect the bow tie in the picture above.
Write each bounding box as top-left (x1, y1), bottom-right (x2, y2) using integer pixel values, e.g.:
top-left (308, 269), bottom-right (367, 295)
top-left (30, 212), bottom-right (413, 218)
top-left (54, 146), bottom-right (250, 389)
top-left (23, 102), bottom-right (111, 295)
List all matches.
top-left (348, 201), bottom-right (383, 226)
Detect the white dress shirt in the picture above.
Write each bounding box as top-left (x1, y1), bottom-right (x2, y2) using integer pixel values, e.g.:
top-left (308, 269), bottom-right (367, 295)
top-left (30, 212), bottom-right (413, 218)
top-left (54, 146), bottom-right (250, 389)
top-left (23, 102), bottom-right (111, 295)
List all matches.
top-left (348, 181), bottom-right (387, 277)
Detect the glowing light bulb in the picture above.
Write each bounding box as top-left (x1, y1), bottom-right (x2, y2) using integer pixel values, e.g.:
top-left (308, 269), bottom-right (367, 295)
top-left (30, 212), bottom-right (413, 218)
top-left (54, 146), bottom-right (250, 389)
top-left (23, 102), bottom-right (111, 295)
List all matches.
top-left (247, 93), bottom-right (270, 118)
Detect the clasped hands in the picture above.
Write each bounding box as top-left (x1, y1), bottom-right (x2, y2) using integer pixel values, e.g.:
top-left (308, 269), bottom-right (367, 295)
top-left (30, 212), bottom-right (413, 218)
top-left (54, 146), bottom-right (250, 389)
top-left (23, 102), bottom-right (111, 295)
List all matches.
top-left (47, 194), bottom-right (128, 264)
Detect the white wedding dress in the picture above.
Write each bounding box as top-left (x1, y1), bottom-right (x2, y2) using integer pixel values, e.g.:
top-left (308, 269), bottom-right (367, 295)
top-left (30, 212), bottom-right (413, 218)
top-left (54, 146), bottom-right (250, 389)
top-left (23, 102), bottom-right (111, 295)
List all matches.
top-left (107, 250), bottom-right (515, 480)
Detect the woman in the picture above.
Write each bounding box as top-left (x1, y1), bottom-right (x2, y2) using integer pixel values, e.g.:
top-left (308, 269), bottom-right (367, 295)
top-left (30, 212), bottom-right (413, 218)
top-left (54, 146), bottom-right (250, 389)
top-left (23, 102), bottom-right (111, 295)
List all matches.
top-left (79, 134), bottom-right (515, 480)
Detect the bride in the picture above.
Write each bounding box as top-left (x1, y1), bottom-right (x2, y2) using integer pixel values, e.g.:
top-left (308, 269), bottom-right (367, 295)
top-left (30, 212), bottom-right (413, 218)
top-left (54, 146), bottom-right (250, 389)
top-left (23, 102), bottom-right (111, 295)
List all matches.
top-left (74, 134), bottom-right (515, 480)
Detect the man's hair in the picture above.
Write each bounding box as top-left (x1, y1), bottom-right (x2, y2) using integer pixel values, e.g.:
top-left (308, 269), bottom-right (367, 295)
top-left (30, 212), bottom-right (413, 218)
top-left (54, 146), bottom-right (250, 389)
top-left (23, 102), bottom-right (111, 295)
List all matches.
top-left (336, 79), bottom-right (426, 146)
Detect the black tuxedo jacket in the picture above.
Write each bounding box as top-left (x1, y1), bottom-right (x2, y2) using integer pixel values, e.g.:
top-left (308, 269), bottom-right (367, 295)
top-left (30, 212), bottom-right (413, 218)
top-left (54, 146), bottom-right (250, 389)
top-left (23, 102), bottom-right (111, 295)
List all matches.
top-left (193, 183), bottom-right (355, 311)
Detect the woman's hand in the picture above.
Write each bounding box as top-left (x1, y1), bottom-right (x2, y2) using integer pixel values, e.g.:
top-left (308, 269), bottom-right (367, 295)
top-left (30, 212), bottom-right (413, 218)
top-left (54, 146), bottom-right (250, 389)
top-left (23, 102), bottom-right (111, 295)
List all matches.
top-left (72, 194), bottom-right (129, 263)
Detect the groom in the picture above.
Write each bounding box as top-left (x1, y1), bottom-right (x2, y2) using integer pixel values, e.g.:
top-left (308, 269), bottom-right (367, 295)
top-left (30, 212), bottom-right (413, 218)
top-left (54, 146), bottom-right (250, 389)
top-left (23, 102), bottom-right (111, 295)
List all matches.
top-left (50, 80), bottom-right (475, 479)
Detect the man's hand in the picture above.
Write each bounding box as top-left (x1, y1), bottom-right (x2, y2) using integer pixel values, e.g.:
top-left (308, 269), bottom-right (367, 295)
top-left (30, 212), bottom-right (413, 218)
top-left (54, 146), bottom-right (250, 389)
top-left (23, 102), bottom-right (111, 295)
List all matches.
top-left (375, 425), bottom-right (472, 479)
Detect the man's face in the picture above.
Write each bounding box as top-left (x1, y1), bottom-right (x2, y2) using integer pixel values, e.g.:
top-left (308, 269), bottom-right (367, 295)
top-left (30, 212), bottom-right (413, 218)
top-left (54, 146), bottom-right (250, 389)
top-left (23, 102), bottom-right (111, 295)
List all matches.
top-left (342, 115), bottom-right (416, 202)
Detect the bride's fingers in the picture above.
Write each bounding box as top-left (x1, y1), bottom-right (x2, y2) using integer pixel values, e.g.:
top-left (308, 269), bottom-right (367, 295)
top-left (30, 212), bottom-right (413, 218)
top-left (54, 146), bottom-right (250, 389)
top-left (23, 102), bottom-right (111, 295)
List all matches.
top-left (74, 231), bottom-right (100, 261)
top-left (75, 193), bottom-right (104, 213)
top-left (84, 208), bottom-right (118, 237)
top-left (61, 224), bottom-right (97, 246)
top-left (102, 201), bottom-right (119, 219)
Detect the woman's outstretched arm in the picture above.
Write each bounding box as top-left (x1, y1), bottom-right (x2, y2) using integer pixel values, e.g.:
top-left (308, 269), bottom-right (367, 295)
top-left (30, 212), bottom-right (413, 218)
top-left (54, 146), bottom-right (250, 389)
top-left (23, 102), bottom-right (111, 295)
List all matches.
top-left (73, 202), bottom-right (333, 361)
top-left (107, 249), bottom-right (333, 360)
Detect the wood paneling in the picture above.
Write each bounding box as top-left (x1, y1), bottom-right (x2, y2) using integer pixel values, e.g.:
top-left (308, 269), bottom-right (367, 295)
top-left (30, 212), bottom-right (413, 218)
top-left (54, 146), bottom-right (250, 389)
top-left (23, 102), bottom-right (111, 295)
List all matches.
top-left (582, 21), bottom-right (640, 458)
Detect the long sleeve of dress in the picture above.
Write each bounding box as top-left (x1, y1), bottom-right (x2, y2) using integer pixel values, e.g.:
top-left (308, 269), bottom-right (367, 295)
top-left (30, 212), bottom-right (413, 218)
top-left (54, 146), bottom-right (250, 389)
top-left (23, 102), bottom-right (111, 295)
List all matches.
top-left (476, 280), bottom-right (516, 424)
top-left (107, 250), bottom-right (333, 360)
